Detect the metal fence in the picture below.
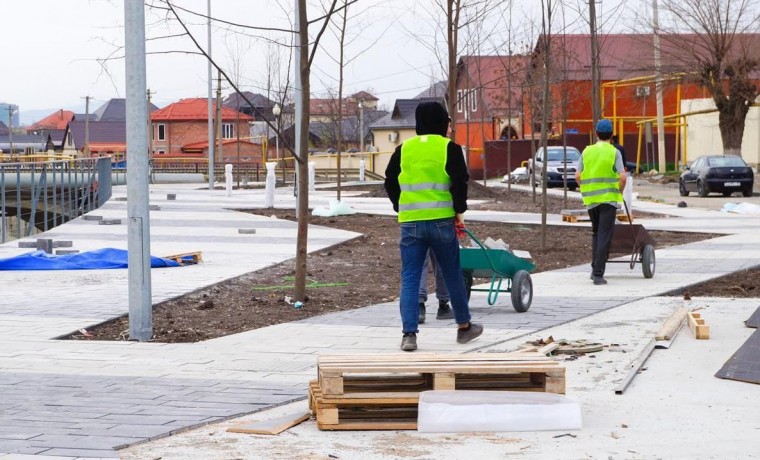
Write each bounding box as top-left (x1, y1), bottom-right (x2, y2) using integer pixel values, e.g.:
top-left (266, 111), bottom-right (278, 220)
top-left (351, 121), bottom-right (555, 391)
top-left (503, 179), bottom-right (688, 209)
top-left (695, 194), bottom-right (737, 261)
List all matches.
top-left (0, 157), bottom-right (112, 243)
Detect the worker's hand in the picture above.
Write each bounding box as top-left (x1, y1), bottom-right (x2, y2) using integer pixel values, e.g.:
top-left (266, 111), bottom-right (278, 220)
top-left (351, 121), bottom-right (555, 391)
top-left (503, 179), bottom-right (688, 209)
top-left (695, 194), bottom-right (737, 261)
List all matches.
top-left (454, 213), bottom-right (466, 239)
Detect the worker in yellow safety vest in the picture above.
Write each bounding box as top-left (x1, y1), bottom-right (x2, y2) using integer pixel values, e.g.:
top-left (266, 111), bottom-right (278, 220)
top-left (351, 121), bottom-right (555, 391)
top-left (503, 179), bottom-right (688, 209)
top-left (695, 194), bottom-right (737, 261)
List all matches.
top-left (575, 119), bottom-right (627, 285)
top-left (384, 101), bottom-right (483, 351)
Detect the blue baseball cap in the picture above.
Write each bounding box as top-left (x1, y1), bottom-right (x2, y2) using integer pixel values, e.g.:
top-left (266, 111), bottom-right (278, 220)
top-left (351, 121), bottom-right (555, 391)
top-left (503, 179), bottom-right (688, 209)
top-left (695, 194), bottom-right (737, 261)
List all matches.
top-left (596, 119), bottom-right (613, 133)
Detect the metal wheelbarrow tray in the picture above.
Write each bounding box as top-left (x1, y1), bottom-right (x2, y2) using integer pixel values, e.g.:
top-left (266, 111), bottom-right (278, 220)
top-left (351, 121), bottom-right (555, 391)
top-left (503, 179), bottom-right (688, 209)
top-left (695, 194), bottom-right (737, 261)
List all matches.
top-left (607, 202), bottom-right (656, 278)
top-left (459, 227), bottom-right (536, 312)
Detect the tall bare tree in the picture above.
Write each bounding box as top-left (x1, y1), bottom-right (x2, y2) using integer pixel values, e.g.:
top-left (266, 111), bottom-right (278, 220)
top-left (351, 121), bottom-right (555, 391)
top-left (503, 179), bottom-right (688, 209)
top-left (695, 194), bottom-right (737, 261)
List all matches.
top-left (657, 0), bottom-right (760, 156)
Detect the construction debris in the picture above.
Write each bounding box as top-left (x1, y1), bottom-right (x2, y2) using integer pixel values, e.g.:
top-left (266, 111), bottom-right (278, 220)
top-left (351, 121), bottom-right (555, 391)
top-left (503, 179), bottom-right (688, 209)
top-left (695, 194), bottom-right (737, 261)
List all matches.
top-left (687, 312), bottom-right (710, 339)
top-left (227, 411), bottom-right (310, 435)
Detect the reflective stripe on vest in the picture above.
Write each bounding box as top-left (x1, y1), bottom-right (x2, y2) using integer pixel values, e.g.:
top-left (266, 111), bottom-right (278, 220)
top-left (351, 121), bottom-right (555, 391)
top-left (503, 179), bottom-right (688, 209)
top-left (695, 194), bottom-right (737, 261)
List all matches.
top-left (579, 142), bottom-right (623, 206)
top-left (397, 134), bottom-right (455, 223)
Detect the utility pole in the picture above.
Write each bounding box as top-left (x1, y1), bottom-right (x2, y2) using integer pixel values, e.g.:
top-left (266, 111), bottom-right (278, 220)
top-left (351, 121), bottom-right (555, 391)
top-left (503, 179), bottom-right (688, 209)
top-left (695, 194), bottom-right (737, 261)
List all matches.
top-left (84, 95), bottom-right (91, 157)
top-left (7, 106), bottom-right (14, 155)
top-left (653, 0), bottom-right (666, 172)
top-left (589, 0), bottom-right (600, 128)
top-left (207, 0), bottom-right (215, 189)
top-left (124, 0), bottom-right (152, 342)
top-left (147, 88), bottom-right (155, 159)
top-left (216, 70), bottom-right (223, 174)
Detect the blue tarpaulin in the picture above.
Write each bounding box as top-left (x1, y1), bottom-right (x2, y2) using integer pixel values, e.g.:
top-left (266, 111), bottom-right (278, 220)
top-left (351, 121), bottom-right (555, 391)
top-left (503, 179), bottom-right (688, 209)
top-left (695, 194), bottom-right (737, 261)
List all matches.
top-left (0, 248), bottom-right (180, 271)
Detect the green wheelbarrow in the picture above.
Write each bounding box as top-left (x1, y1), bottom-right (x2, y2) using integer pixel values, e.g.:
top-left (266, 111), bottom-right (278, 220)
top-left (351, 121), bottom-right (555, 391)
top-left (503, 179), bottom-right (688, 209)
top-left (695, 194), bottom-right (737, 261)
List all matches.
top-left (459, 227), bottom-right (536, 312)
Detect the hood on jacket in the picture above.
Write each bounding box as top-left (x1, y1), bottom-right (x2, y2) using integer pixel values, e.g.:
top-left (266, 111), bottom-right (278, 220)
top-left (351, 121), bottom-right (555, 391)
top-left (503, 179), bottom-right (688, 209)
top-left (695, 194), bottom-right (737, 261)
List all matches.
top-left (415, 101), bottom-right (449, 137)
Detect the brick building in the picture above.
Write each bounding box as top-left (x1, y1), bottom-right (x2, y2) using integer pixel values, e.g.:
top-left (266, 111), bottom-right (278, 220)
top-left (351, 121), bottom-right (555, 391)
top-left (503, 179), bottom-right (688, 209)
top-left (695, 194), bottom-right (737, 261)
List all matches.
top-left (150, 98), bottom-right (257, 162)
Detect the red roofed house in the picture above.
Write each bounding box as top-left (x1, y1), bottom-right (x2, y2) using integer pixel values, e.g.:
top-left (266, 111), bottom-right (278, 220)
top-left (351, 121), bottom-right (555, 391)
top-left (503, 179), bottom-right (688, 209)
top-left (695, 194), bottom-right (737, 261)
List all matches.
top-left (150, 98), bottom-right (256, 162)
top-left (309, 91), bottom-right (378, 123)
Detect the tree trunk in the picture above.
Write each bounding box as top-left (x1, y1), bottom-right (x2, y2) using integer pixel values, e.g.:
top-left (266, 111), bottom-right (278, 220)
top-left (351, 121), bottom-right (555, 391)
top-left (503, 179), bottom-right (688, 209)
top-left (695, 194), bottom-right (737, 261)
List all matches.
top-left (718, 100), bottom-right (749, 156)
top-left (294, 0), bottom-right (310, 302)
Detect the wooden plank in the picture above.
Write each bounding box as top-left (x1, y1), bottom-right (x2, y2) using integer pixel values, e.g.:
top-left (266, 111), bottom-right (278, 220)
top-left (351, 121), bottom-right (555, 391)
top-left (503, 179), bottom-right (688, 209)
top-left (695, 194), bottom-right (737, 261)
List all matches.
top-left (537, 343), bottom-right (561, 355)
top-left (688, 312), bottom-right (710, 339)
top-left (656, 308), bottom-right (688, 341)
top-left (318, 352), bottom-right (552, 363)
top-left (227, 411), bottom-right (310, 435)
top-left (317, 419), bottom-right (418, 431)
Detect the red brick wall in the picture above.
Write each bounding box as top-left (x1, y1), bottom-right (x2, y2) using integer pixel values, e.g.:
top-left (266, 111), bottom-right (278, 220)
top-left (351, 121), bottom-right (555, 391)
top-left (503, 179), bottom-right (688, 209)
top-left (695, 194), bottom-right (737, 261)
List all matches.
top-left (151, 119), bottom-right (251, 161)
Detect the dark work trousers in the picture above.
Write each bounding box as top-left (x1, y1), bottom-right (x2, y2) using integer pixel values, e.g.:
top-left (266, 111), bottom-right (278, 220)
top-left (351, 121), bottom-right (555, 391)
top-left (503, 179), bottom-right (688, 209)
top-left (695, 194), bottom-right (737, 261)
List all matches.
top-left (588, 203), bottom-right (618, 278)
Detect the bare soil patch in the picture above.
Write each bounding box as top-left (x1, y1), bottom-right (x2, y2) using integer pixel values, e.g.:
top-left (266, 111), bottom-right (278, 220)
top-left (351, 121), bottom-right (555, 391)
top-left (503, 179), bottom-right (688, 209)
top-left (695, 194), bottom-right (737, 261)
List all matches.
top-left (70, 185), bottom-right (747, 343)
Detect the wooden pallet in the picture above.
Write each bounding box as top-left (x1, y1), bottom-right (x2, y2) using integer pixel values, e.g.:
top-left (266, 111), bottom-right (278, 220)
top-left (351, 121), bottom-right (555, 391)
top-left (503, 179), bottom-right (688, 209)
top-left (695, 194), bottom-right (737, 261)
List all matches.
top-left (318, 353), bottom-right (565, 396)
top-left (309, 380), bottom-right (418, 430)
top-left (311, 352), bottom-right (566, 430)
top-left (162, 251), bottom-right (203, 265)
top-left (560, 209), bottom-right (589, 223)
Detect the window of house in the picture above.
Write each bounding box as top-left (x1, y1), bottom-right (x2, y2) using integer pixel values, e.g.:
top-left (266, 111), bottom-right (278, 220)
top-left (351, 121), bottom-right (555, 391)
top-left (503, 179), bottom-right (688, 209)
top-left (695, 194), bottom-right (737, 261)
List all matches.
top-left (67, 134), bottom-right (72, 146)
top-left (156, 124), bottom-right (166, 141)
top-left (470, 89), bottom-right (478, 112)
top-left (222, 123), bottom-right (234, 139)
top-left (157, 149), bottom-right (166, 155)
top-left (456, 90), bottom-right (463, 113)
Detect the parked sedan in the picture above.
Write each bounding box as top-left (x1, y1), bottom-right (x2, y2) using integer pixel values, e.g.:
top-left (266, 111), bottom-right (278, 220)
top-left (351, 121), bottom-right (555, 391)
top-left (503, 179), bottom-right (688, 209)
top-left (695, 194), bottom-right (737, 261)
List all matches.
top-left (679, 155), bottom-right (754, 197)
top-left (529, 146), bottom-right (581, 190)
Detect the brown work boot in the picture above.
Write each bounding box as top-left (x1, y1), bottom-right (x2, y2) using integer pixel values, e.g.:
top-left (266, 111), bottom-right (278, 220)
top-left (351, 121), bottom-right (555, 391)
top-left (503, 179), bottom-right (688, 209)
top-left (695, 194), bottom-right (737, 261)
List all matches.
top-left (401, 333), bottom-right (417, 352)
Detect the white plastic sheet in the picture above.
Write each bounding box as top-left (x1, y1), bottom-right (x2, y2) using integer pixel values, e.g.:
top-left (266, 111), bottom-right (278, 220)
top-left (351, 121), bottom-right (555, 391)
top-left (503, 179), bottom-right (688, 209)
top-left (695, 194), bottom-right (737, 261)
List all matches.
top-left (417, 390), bottom-right (582, 433)
top-left (312, 199), bottom-right (356, 217)
top-left (721, 202), bottom-right (760, 215)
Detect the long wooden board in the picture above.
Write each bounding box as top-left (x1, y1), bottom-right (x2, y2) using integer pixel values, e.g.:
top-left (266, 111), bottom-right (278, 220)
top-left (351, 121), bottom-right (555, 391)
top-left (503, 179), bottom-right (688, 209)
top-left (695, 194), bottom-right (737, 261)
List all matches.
top-left (227, 411), bottom-right (310, 435)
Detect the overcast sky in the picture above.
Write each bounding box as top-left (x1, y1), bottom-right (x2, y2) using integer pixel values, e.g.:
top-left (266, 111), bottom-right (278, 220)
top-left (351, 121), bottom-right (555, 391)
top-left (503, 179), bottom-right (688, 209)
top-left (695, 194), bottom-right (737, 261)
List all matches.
top-left (2, 0), bottom-right (639, 124)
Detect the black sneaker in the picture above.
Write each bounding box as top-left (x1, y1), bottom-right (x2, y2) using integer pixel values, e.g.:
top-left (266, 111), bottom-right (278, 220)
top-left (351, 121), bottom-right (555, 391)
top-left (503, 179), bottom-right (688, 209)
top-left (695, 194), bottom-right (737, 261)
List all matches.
top-left (457, 323), bottom-right (484, 344)
top-left (418, 302), bottom-right (426, 324)
top-left (401, 333), bottom-right (417, 351)
top-left (436, 301), bottom-right (455, 320)
top-left (593, 276), bottom-right (608, 285)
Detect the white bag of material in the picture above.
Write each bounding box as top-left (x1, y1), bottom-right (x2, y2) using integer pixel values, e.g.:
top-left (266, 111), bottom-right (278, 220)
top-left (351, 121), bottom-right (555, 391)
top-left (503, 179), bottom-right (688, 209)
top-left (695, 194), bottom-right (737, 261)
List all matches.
top-left (312, 199), bottom-right (357, 217)
top-left (417, 390), bottom-right (582, 433)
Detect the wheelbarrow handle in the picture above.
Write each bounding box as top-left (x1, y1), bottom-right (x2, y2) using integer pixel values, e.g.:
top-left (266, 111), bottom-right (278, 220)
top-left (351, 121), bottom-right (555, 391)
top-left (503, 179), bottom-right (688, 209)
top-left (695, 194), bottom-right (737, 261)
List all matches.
top-left (460, 226), bottom-right (499, 273)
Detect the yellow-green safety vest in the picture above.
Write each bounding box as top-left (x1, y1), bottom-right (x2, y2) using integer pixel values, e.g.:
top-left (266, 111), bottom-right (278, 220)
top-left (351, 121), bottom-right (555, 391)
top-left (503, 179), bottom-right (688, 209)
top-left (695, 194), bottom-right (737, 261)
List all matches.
top-left (397, 134), bottom-right (455, 223)
top-left (579, 141), bottom-right (623, 206)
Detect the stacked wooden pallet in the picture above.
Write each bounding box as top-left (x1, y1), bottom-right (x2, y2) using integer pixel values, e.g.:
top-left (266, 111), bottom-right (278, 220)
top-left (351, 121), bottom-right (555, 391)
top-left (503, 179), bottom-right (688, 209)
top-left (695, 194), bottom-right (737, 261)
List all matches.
top-left (309, 352), bottom-right (565, 430)
top-left (560, 209), bottom-right (588, 223)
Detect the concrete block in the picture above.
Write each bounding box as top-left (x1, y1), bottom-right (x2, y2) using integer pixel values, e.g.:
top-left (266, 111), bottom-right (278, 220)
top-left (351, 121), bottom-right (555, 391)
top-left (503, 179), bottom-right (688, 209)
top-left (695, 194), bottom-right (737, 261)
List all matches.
top-left (167, 193), bottom-right (176, 200)
top-left (99, 218), bottom-right (122, 225)
top-left (53, 240), bottom-right (73, 248)
top-left (18, 241), bottom-right (37, 248)
top-left (83, 215), bottom-right (103, 221)
top-left (36, 238), bottom-right (54, 254)
top-left (56, 249), bottom-right (80, 255)
top-left (238, 228), bottom-right (257, 234)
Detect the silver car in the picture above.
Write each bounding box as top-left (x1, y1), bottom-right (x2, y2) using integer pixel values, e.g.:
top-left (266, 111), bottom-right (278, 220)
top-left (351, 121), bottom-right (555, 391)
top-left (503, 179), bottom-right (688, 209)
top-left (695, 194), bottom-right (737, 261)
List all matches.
top-left (529, 146), bottom-right (580, 190)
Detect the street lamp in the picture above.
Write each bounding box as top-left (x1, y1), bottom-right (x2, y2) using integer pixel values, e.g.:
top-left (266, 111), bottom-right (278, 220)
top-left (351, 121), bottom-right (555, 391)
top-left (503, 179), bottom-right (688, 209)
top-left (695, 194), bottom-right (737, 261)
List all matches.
top-left (272, 103), bottom-right (281, 160)
top-left (358, 100), bottom-right (364, 153)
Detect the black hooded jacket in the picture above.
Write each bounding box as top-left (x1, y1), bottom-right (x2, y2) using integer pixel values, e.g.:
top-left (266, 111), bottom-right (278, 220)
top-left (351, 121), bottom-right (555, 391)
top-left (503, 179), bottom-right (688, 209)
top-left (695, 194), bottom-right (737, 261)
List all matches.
top-left (384, 101), bottom-right (469, 214)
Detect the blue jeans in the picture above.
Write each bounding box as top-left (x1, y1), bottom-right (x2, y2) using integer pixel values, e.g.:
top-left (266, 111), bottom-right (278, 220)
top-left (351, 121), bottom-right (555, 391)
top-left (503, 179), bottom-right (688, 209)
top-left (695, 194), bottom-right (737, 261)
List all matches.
top-left (399, 218), bottom-right (472, 333)
top-left (419, 250), bottom-right (450, 303)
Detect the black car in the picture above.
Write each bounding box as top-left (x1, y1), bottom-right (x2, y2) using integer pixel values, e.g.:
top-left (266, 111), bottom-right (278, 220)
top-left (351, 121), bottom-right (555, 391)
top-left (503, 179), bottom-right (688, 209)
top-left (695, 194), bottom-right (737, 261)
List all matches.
top-left (679, 155), bottom-right (754, 197)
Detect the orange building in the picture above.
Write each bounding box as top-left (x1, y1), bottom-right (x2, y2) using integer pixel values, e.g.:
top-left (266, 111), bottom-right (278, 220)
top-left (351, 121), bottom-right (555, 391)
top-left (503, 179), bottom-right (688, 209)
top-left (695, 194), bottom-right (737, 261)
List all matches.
top-left (452, 55), bottom-right (530, 171)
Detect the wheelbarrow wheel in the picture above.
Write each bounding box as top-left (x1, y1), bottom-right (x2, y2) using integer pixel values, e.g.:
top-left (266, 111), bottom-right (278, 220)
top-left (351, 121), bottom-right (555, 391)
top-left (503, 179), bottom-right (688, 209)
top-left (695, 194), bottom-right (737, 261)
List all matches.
top-left (642, 244), bottom-right (655, 278)
top-left (511, 270), bottom-right (533, 312)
